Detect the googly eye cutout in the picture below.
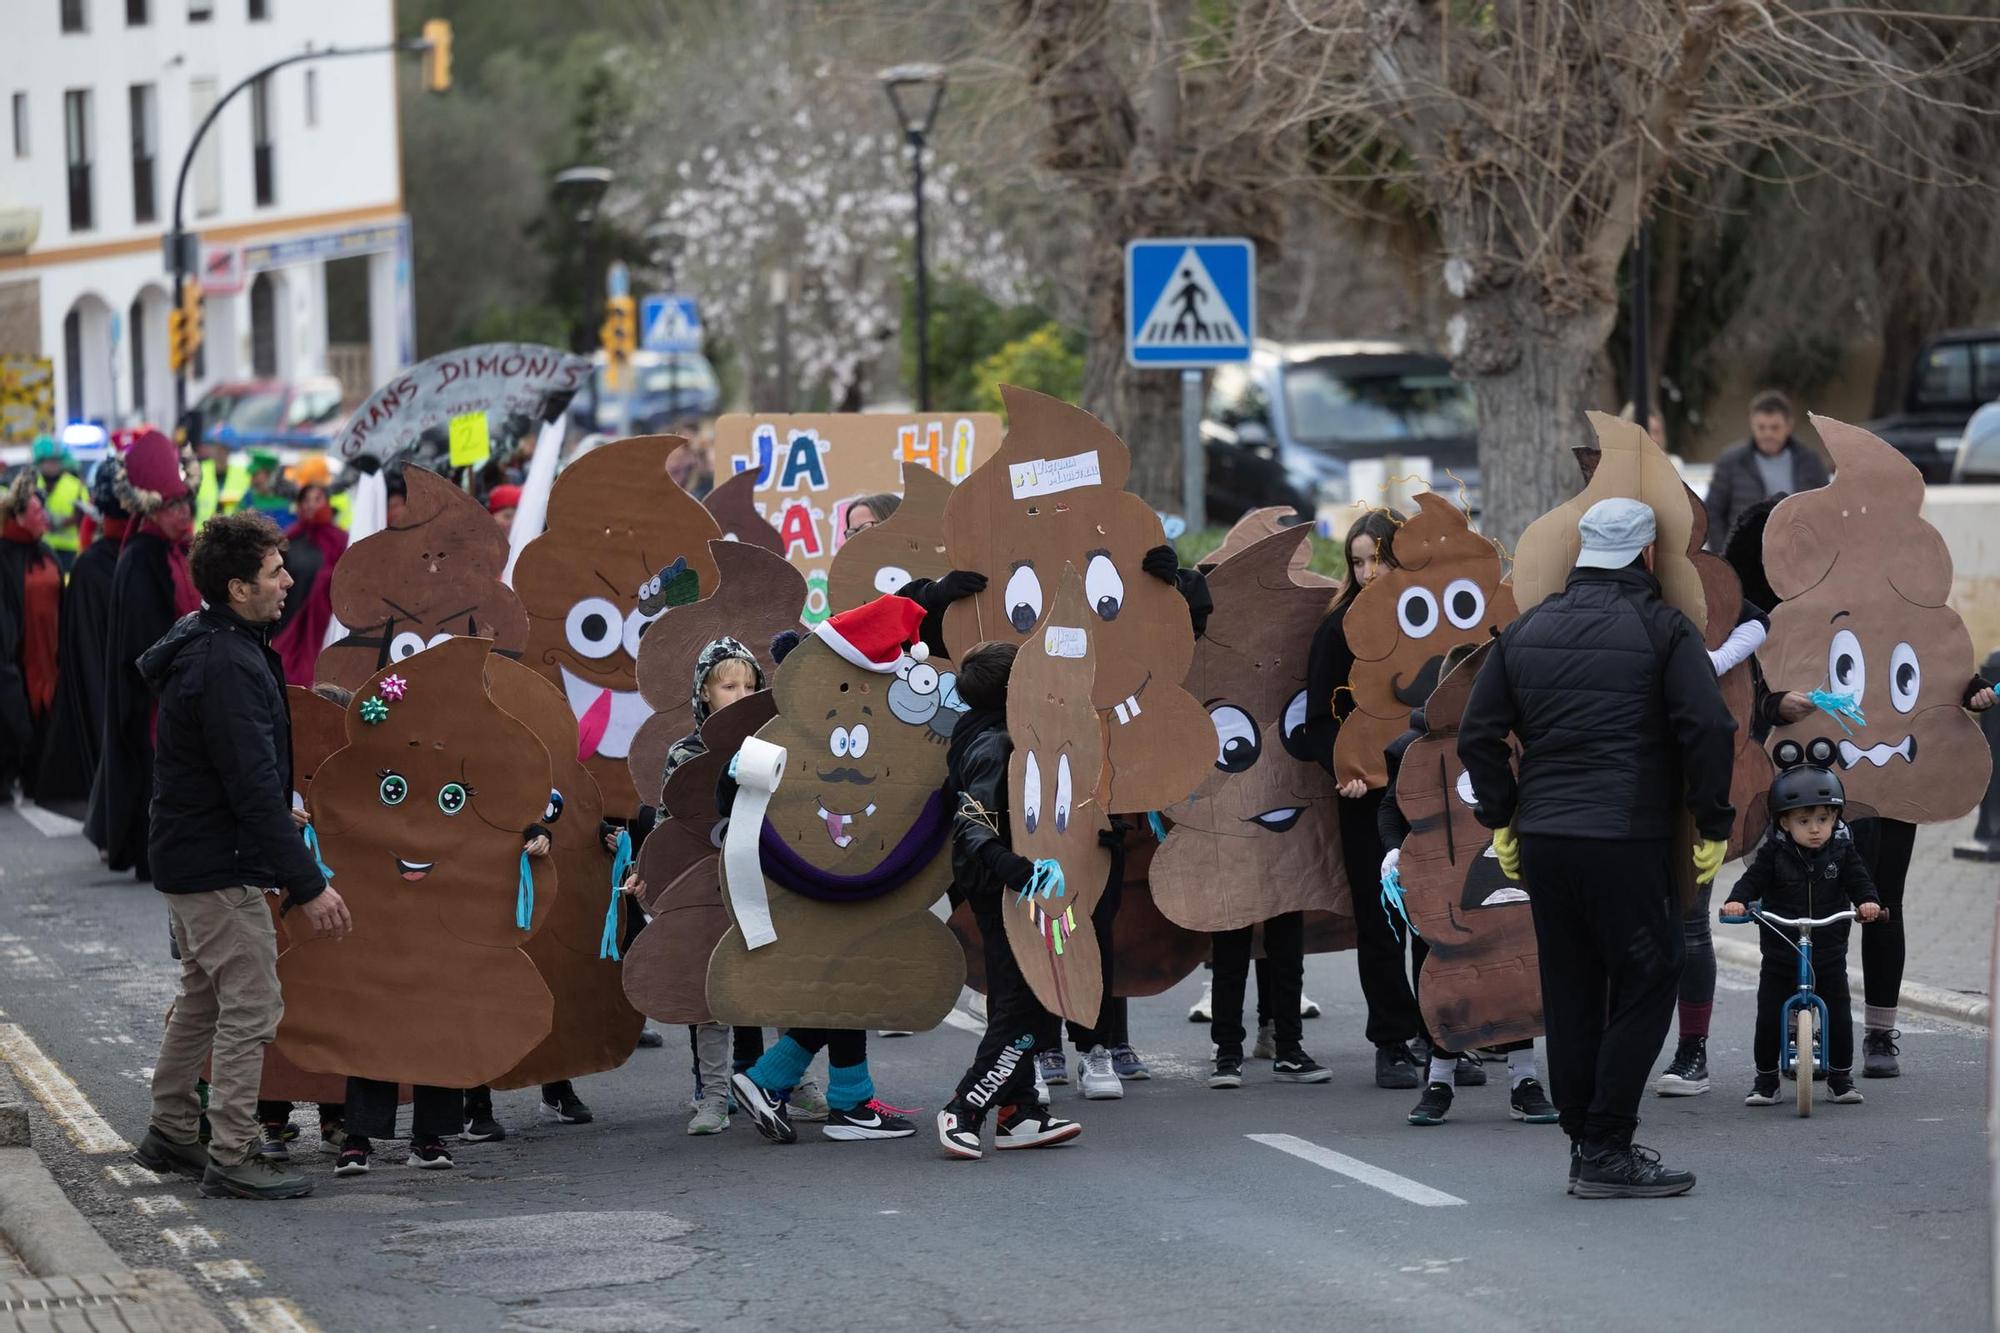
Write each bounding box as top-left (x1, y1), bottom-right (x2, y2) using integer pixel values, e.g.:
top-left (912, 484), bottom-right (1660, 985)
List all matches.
top-left (437, 782), bottom-right (468, 816)
top-left (543, 789), bottom-right (565, 824)
top-left (1454, 768), bottom-right (1478, 807)
top-left (390, 630), bottom-right (427, 661)
top-left (1005, 565), bottom-right (1043, 634)
top-left (1827, 628), bottom-right (1865, 705)
top-left (378, 773), bottom-right (408, 806)
top-left (874, 564), bottom-right (913, 596)
top-left (1084, 553), bottom-right (1124, 622)
top-left (1209, 704), bottom-right (1260, 773)
top-left (1442, 578), bottom-right (1486, 631)
top-left (1889, 641), bottom-right (1920, 714)
top-left (1054, 752), bottom-right (1073, 833)
top-left (1280, 689), bottom-right (1311, 761)
top-left (830, 726), bottom-right (851, 758)
top-left (1022, 750), bottom-right (1042, 834)
top-left (847, 724), bottom-right (870, 758)
top-left (1397, 587), bottom-right (1440, 640)
top-left (565, 597), bottom-right (623, 660)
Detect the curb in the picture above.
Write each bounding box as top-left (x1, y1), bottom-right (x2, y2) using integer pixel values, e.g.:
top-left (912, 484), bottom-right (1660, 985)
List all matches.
top-left (1712, 935), bottom-right (1991, 1028)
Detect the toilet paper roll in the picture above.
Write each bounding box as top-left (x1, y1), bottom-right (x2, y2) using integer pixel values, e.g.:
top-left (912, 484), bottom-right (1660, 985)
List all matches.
top-left (723, 736), bottom-right (786, 950)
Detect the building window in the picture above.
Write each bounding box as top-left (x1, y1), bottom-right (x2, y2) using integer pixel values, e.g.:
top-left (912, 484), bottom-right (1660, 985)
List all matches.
top-left (187, 0), bottom-right (211, 21)
top-left (64, 308), bottom-right (84, 421)
top-left (10, 95), bottom-right (25, 159)
top-left (129, 295), bottom-right (148, 414)
top-left (129, 83), bottom-right (157, 224)
top-left (190, 78), bottom-right (219, 216)
top-left (126, 0), bottom-right (147, 23)
top-left (250, 74), bottom-right (275, 207)
top-left (63, 89), bottom-right (93, 232)
top-left (61, 0), bottom-right (87, 34)
top-left (304, 69), bottom-right (318, 128)
top-left (248, 0), bottom-right (266, 17)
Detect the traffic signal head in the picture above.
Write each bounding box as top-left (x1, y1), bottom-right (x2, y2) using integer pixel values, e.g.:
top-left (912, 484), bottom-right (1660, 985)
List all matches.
top-left (422, 20), bottom-right (453, 93)
top-left (600, 295), bottom-right (636, 358)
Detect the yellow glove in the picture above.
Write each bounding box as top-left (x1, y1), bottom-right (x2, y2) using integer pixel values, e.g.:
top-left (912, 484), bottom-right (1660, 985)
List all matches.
top-left (1492, 825), bottom-right (1521, 882)
top-left (1692, 837), bottom-right (1728, 886)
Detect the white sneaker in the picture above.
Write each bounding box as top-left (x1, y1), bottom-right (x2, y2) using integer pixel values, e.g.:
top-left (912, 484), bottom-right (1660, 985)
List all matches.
top-left (1033, 1060), bottom-right (1051, 1109)
top-left (1188, 978), bottom-right (1214, 1023)
top-left (686, 1097), bottom-right (729, 1135)
top-left (1077, 1045), bottom-right (1124, 1100)
top-left (994, 1107), bottom-right (1082, 1150)
top-left (1251, 1021), bottom-right (1277, 1061)
top-left (1300, 994), bottom-right (1322, 1019)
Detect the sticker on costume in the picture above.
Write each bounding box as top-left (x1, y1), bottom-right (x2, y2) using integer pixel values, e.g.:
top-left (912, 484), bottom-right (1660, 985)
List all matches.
top-left (1010, 450), bottom-right (1101, 500)
top-left (1043, 626), bottom-right (1088, 658)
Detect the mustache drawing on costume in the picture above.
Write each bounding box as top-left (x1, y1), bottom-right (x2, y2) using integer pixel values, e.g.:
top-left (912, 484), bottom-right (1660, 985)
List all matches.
top-left (1393, 642), bottom-right (1543, 1051)
top-left (316, 465), bottom-right (529, 690)
top-left (512, 436), bottom-right (722, 809)
top-left (826, 464), bottom-right (955, 613)
top-left (1333, 492), bottom-right (1517, 789)
top-left (1759, 415), bottom-right (1991, 822)
top-left (276, 638), bottom-right (557, 1088)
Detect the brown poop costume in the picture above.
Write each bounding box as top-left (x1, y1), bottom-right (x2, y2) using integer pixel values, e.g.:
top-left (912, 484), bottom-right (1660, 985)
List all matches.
top-left (1759, 415), bottom-right (1990, 823)
top-left (317, 465), bottom-right (528, 690)
top-left (827, 464), bottom-right (954, 614)
top-left (275, 638), bottom-right (557, 1088)
top-left (1394, 642), bottom-right (1542, 1050)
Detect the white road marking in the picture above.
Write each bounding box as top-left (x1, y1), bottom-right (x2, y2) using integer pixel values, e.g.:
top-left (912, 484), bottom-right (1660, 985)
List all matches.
top-left (196, 1258), bottom-right (264, 1288)
top-left (0, 1022), bottom-right (133, 1153)
top-left (160, 1225), bottom-right (222, 1256)
top-left (16, 802), bottom-right (85, 838)
top-left (227, 1297), bottom-right (319, 1332)
top-left (105, 1163), bottom-right (165, 1188)
top-left (131, 1193), bottom-right (189, 1217)
top-left (1247, 1133), bottom-right (1468, 1207)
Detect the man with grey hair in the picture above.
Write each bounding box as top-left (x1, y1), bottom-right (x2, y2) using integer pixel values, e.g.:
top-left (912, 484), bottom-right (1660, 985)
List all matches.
top-left (1458, 497), bottom-right (1736, 1200)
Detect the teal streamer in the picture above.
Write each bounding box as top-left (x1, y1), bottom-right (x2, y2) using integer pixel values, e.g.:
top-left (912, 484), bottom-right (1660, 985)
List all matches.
top-left (300, 823), bottom-right (333, 882)
top-left (516, 851), bottom-right (534, 930)
top-left (1016, 857), bottom-right (1066, 904)
top-left (1146, 811), bottom-right (1168, 841)
top-left (610, 828), bottom-right (633, 891)
top-left (1380, 866), bottom-right (1417, 940)
top-left (602, 826), bottom-right (632, 961)
top-left (1809, 689), bottom-right (1865, 737)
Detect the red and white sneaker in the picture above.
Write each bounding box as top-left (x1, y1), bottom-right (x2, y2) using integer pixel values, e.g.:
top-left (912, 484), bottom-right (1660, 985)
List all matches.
top-left (936, 1106), bottom-right (983, 1160)
top-left (993, 1105), bottom-right (1082, 1150)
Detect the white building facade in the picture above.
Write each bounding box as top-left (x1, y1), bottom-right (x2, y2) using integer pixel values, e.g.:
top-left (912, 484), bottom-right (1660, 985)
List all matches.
top-left (0, 0), bottom-right (412, 435)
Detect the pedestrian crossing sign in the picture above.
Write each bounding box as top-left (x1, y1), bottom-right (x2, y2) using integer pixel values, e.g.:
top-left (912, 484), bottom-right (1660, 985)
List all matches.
top-left (1125, 238), bottom-right (1256, 368)
top-left (641, 294), bottom-right (704, 354)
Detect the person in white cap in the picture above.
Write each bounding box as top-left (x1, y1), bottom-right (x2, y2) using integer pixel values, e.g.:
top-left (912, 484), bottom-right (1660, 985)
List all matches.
top-left (1457, 495), bottom-right (1736, 1200)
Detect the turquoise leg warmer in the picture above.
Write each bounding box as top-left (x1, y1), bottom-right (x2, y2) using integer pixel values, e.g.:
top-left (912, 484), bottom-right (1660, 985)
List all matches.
top-left (746, 1035), bottom-right (812, 1093)
top-left (827, 1061), bottom-right (875, 1112)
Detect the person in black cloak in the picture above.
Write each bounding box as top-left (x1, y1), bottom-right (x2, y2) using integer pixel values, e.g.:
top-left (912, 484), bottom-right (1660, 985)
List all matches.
top-left (85, 431), bottom-right (202, 878)
top-left (34, 460), bottom-right (130, 803)
top-left (0, 470), bottom-right (64, 804)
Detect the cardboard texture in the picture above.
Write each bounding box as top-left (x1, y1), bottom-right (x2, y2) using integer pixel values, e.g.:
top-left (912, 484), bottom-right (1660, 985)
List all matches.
top-left (1153, 526), bottom-right (1351, 932)
top-left (1205, 506), bottom-right (1335, 587)
top-left (627, 540), bottom-right (804, 805)
top-left (317, 465), bottom-right (529, 690)
top-left (1393, 643), bottom-right (1543, 1049)
top-left (276, 638), bottom-right (558, 1088)
top-left (484, 657), bottom-right (643, 1090)
top-left (1760, 415), bottom-right (1991, 823)
top-left (827, 463), bottom-right (955, 614)
top-left (700, 468), bottom-right (786, 556)
top-left (705, 627), bottom-right (965, 1030)
top-left (512, 436), bottom-right (723, 810)
top-left (941, 386), bottom-right (1211, 813)
top-left (712, 410), bottom-right (1002, 626)
top-left (1333, 493), bottom-right (1518, 789)
top-left (1685, 483), bottom-right (1775, 858)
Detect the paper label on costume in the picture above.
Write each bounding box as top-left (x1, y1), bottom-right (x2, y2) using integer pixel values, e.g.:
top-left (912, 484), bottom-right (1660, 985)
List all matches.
top-left (1042, 626), bottom-right (1087, 658)
top-left (1009, 450), bottom-right (1100, 499)
top-left (722, 736), bottom-right (786, 950)
top-left (448, 410), bottom-right (492, 468)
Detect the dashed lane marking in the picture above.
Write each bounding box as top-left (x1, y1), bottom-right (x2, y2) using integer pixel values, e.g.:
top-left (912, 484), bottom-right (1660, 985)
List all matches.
top-left (15, 802), bottom-right (85, 838)
top-left (227, 1297), bottom-right (320, 1332)
top-left (1247, 1132), bottom-right (1469, 1207)
top-left (160, 1225), bottom-right (222, 1256)
top-left (0, 1021), bottom-right (133, 1153)
top-left (195, 1259), bottom-right (263, 1289)
top-left (131, 1193), bottom-right (189, 1217)
top-left (105, 1163), bottom-right (166, 1188)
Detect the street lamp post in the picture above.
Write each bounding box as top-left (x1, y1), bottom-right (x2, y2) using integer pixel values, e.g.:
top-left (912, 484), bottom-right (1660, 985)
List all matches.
top-left (880, 64), bottom-right (947, 413)
top-left (554, 166), bottom-right (614, 358)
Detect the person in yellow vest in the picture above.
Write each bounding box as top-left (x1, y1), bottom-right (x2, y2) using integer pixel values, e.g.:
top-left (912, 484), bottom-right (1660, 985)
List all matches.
top-left (193, 442), bottom-right (230, 524)
top-left (32, 437), bottom-right (87, 576)
top-left (285, 454), bottom-right (350, 530)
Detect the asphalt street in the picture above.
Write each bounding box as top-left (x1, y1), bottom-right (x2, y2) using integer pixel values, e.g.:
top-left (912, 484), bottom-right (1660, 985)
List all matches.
top-left (0, 801), bottom-right (1988, 1333)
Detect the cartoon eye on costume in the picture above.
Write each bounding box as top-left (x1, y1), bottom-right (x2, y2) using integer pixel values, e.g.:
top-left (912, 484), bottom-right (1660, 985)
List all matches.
top-left (378, 772), bottom-right (408, 806)
top-left (1828, 628), bottom-right (1865, 703)
top-left (874, 564), bottom-right (913, 595)
top-left (1085, 553), bottom-right (1124, 622)
top-left (1443, 579), bottom-right (1486, 631)
top-left (1889, 641), bottom-right (1920, 714)
top-left (1280, 689), bottom-right (1311, 760)
top-left (830, 727), bottom-right (851, 757)
top-left (622, 607), bottom-right (662, 659)
top-left (1397, 587), bottom-right (1439, 640)
top-left (901, 663), bottom-right (939, 695)
top-left (566, 597), bottom-right (623, 659)
top-left (437, 782), bottom-right (468, 815)
top-left (1055, 753), bottom-right (1074, 833)
top-left (848, 724), bottom-right (870, 758)
top-left (1005, 564), bottom-right (1043, 633)
top-left (1454, 768), bottom-right (1477, 807)
top-left (1022, 750), bottom-right (1042, 833)
top-left (543, 789), bottom-right (565, 823)
top-left (390, 630), bottom-right (428, 661)
top-left (1210, 704), bottom-right (1260, 773)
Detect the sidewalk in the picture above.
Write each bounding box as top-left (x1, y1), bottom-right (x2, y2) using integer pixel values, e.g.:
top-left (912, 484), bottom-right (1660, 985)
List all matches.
top-left (0, 1065), bottom-right (223, 1333)
top-left (1713, 810), bottom-right (1996, 1025)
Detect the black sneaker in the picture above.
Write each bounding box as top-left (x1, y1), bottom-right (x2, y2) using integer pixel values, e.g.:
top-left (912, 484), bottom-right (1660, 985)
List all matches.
top-left (539, 1087), bottom-right (594, 1125)
top-left (409, 1137), bottom-right (454, 1170)
top-left (936, 1105), bottom-right (983, 1159)
top-left (1863, 1028), bottom-right (1901, 1078)
top-left (1826, 1072), bottom-right (1865, 1104)
top-left (1654, 1035), bottom-right (1710, 1096)
top-left (318, 1120), bottom-right (347, 1154)
top-left (1375, 1042), bottom-right (1422, 1090)
top-left (256, 1119), bottom-right (291, 1161)
top-left (334, 1140), bottom-right (371, 1176)
top-left (131, 1125), bottom-right (209, 1180)
top-left (635, 1027), bottom-right (666, 1049)
top-left (822, 1100), bottom-right (916, 1141)
top-left (1573, 1143), bottom-right (1694, 1199)
top-left (1567, 1142), bottom-right (1582, 1195)
top-left (1272, 1051), bottom-right (1332, 1084)
top-left (1408, 1082), bottom-right (1453, 1125)
top-left (730, 1071), bottom-right (796, 1144)
top-left (1509, 1078), bottom-right (1560, 1123)
top-left (1453, 1053), bottom-right (1488, 1087)
top-left (994, 1105), bottom-right (1082, 1150)
top-left (1745, 1072), bottom-right (1781, 1106)
top-left (199, 1156), bottom-right (313, 1200)
top-left (1209, 1055), bottom-right (1244, 1090)
top-left (460, 1111), bottom-right (506, 1142)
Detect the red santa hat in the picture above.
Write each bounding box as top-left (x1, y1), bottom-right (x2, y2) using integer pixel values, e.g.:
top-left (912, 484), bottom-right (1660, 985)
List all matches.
top-left (812, 594), bottom-right (929, 673)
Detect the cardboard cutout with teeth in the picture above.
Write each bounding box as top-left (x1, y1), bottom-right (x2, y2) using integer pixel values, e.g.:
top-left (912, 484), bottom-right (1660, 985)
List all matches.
top-left (276, 638), bottom-right (557, 1088)
top-left (1759, 415), bottom-right (1990, 822)
top-left (827, 463), bottom-right (955, 614)
top-left (316, 465), bottom-right (530, 691)
top-left (942, 386), bottom-right (1211, 813)
top-left (1334, 493), bottom-right (1518, 789)
top-left (1395, 642), bottom-right (1543, 1049)
top-left (512, 436), bottom-right (722, 809)
top-left (1153, 526), bottom-right (1350, 933)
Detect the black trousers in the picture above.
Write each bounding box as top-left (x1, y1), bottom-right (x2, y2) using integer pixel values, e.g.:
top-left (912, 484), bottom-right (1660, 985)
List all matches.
top-left (1211, 912), bottom-right (1303, 1057)
top-left (1754, 920), bottom-right (1853, 1073)
top-left (783, 1028), bottom-right (866, 1066)
top-left (1850, 817), bottom-right (1915, 1011)
top-left (254, 1099), bottom-right (341, 1123)
top-left (345, 1078), bottom-right (461, 1141)
top-left (732, 1026), bottom-right (766, 1071)
top-left (952, 899), bottom-right (1045, 1118)
top-left (1341, 792), bottom-right (1427, 1045)
top-left (1518, 834), bottom-right (1682, 1151)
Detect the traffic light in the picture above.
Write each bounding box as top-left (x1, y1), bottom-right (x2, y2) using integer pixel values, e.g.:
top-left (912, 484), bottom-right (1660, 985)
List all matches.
top-left (169, 279), bottom-right (204, 373)
top-left (422, 19), bottom-right (453, 93)
top-left (600, 294), bottom-right (636, 388)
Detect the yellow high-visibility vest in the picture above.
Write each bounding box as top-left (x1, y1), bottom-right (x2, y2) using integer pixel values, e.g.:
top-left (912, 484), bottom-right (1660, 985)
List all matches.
top-left (39, 471), bottom-right (86, 553)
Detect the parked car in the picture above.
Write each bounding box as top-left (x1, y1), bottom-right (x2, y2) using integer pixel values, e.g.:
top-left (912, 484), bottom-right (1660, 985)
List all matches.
top-left (208, 376), bottom-right (349, 449)
top-left (1865, 327), bottom-right (2000, 482)
top-left (1201, 340), bottom-right (1479, 525)
top-left (568, 351), bottom-right (722, 435)
top-left (1951, 398), bottom-right (2000, 484)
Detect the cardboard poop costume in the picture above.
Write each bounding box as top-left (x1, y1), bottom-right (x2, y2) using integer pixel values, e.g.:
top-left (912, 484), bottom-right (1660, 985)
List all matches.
top-left (275, 638), bottom-right (558, 1089)
top-left (1758, 415), bottom-right (1991, 823)
top-left (1333, 492), bottom-right (1518, 789)
top-left (707, 595), bottom-right (966, 1031)
top-left (826, 463), bottom-right (956, 614)
top-left (512, 436), bottom-right (722, 810)
top-left (1393, 642), bottom-right (1542, 1051)
top-left (317, 464), bottom-right (529, 690)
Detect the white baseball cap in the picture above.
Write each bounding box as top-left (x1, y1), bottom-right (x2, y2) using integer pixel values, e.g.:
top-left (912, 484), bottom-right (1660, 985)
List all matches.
top-left (1574, 497), bottom-right (1658, 569)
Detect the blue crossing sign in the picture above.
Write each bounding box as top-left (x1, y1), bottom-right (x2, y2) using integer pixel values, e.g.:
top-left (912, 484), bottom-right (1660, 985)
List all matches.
top-left (640, 294), bottom-right (704, 354)
top-left (1125, 238), bottom-right (1255, 368)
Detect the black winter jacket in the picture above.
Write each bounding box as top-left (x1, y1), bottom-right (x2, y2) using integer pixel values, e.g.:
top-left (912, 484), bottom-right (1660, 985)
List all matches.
top-left (1457, 566), bottom-right (1736, 842)
top-left (1730, 823), bottom-right (1878, 917)
top-left (946, 706), bottom-right (1035, 906)
top-left (1703, 437), bottom-right (1831, 552)
top-left (139, 607), bottom-right (327, 904)
top-left (1377, 707), bottom-right (1424, 852)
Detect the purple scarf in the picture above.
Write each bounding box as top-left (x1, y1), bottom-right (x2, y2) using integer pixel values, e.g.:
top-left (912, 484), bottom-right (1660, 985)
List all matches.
top-left (757, 790), bottom-right (950, 902)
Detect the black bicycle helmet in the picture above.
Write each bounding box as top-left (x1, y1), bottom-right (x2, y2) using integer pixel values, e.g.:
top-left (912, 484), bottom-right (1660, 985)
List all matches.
top-left (1767, 763), bottom-right (1844, 817)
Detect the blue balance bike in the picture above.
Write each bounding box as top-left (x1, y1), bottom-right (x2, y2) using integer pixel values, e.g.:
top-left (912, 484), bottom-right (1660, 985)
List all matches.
top-left (1718, 902), bottom-right (1859, 1118)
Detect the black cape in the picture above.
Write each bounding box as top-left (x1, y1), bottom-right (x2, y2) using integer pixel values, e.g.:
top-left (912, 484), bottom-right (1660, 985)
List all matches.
top-left (34, 533), bottom-right (119, 802)
top-left (0, 537), bottom-right (61, 796)
top-left (85, 530), bottom-right (179, 877)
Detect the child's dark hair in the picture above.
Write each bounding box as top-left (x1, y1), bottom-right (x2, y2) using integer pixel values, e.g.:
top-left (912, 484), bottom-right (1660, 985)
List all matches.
top-left (955, 641), bottom-right (1019, 711)
top-left (190, 510), bottom-right (286, 607)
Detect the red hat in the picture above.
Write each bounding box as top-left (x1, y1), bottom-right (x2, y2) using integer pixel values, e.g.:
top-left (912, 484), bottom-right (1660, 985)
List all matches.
top-left (120, 428), bottom-right (194, 513)
top-left (812, 594), bottom-right (929, 673)
top-left (486, 484), bottom-right (523, 515)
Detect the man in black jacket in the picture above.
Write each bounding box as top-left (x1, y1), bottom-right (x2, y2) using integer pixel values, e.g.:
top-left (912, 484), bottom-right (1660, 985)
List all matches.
top-left (1702, 390), bottom-right (1831, 551)
top-left (1459, 498), bottom-right (1735, 1199)
top-left (130, 511), bottom-right (350, 1201)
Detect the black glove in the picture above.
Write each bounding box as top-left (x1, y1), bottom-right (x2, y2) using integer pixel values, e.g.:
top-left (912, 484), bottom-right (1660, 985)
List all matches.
top-left (934, 569), bottom-right (989, 604)
top-left (1003, 853), bottom-right (1037, 892)
top-left (1142, 544), bottom-right (1180, 585)
top-left (1098, 824), bottom-right (1128, 850)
